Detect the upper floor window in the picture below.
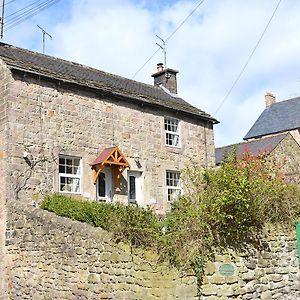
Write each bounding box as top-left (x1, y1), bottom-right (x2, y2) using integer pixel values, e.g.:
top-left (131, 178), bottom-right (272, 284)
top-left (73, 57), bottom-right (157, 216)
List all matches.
top-left (59, 155), bottom-right (82, 194)
top-left (164, 117), bottom-right (180, 147)
top-left (166, 171), bottom-right (181, 202)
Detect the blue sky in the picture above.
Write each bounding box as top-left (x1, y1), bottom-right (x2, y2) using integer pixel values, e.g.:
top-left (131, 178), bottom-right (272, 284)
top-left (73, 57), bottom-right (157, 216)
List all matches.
top-left (3, 0), bottom-right (300, 147)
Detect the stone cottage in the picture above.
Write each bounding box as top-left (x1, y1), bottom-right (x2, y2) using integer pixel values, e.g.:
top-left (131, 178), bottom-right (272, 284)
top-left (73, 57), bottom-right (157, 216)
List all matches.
top-left (216, 93), bottom-right (300, 183)
top-left (0, 42), bottom-right (218, 213)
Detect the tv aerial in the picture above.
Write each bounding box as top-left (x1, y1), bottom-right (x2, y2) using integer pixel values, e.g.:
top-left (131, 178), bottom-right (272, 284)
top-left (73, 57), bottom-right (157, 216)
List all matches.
top-left (37, 25), bottom-right (52, 54)
top-left (156, 34), bottom-right (167, 70)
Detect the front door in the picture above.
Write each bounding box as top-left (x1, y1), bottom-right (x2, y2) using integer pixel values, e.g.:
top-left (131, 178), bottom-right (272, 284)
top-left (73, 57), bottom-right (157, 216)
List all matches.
top-left (96, 168), bottom-right (112, 202)
top-left (127, 171), bottom-right (142, 206)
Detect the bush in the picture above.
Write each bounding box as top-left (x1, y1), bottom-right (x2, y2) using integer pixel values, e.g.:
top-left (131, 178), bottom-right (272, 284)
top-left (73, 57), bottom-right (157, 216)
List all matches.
top-left (162, 152), bottom-right (300, 270)
top-left (40, 193), bottom-right (161, 248)
top-left (40, 153), bottom-right (300, 298)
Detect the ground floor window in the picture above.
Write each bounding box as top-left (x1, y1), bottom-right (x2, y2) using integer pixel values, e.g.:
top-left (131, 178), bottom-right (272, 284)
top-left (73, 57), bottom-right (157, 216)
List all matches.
top-left (128, 175), bottom-right (136, 201)
top-left (59, 155), bottom-right (82, 193)
top-left (166, 171), bottom-right (181, 202)
top-left (127, 171), bottom-right (142, 205)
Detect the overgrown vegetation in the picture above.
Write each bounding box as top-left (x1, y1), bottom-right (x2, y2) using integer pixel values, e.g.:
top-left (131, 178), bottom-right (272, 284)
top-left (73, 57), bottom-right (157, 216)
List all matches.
top-left (41, 151), bottom-right (300, 298)
top-left (40, 194), bottom-right (161, 248)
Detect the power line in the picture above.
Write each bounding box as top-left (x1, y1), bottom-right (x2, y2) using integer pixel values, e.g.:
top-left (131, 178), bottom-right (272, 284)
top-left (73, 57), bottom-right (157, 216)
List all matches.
top-left (4, 0), bottom-right (61, 32)
top-left (166, 0), bottom-right (205, 43)
top-left (213, 0), bottom-right (283, 117)
top-left (132, 0), bottom-right (206, 79)
top-left (131, 49), bottom-right (161, 80)
top-left (6, 0), bottom-right (18, 5)
top-left (5, 0), bottom-right (57, 25)
top-left (6, 0), bottom-right (43, 20)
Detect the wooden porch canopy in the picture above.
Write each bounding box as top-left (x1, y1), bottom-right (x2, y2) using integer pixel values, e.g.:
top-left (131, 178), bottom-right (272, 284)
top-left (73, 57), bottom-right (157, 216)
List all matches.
top-left (91, 146), bottom-right (130, 184)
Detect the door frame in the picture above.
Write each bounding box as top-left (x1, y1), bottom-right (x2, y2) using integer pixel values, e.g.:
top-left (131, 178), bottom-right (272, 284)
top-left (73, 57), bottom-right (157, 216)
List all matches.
top-left (96, 167), bottom-right (112, 202)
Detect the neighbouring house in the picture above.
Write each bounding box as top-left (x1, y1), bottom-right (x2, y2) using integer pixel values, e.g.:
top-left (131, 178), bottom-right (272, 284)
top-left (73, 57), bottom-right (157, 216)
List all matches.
top-left (0, 42), bottom-right (218, 213)
top-left (216, 93), bottom-right (300, 183)
top-left (244, 92), bottom-right (300, 143)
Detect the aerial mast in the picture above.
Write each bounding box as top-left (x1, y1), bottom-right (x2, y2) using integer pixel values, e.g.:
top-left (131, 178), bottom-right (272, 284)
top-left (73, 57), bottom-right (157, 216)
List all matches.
top-left (156, 34), bottom-right (167, 70)
top-left (37, 24), bottom-right (52, 54)
top-left (0, 0), bottom-right (5, 39)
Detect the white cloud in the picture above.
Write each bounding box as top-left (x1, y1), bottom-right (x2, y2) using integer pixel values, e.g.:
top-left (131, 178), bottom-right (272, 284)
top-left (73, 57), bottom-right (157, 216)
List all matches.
top-left (4, 0), bottom-right (300, 147)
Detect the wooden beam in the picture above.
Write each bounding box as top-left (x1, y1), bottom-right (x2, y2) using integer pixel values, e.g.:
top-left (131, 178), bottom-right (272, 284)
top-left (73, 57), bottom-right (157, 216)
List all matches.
top-left (92, 165), bottom-right (104, 184)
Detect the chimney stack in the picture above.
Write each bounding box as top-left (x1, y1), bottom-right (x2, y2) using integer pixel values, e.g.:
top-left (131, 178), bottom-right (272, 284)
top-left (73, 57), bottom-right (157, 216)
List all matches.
top-left (265, 92), bottom-right (276, 108)
top-left (151, 63), bottom-right (179, 94)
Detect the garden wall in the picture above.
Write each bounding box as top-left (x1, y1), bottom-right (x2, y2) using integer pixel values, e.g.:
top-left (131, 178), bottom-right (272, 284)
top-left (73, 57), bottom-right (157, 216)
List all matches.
top-left (5, 201), bottom-right (197, 300)
top-left (4, 201), bottom-right (300, 300)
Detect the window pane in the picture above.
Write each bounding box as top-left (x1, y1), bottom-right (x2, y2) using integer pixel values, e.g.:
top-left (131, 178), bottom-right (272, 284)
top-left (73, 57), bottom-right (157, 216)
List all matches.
top-left (73, 166), bottom-right (80, 175)
top-left (60, 176), bottom-right (71, 192)
top-left (129, 176), bottom-right (136, 200)
top-left (165, 133), bottom-right (179, 146)
top-left (168, 188), bottom-right (181, 202)
top-left (98, 173), bottom-right (106, 197)
top-left (59, 157), bottom-right (65, 165)
top-left (73, 158), bottom-right (80, 166)
top-left (173, 134), bottom-right (179, 146)
top-left (66, 158), bottom-right (72, 166)
top-left (72, 178), bottom-right (80, 193)
top-left (65, 165), bottom-right (72, 174)
top-left (59, 165), bottom-right (65, 173)
top-left (166, 171), bottom-right (180, 187)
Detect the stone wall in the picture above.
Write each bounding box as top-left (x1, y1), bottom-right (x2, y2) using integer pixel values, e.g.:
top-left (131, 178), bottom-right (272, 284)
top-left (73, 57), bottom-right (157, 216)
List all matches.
top-left (5, 69), bottom-right (215, 212)
top-left (4, 201), bottom-right (300, 300)
top-left (5, 201), bottom-right (197, 300)
top-left (273, 132), bottom-right (300, 184)
top-left (0, 60), bottom-right (14, 298)
top-left (201, 228), bottom-right (300, 299)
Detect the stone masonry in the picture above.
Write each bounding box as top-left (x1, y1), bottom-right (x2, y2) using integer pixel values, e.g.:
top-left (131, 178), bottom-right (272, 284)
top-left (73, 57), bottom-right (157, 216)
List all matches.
top-left (3, 64), bottom-right (215, 212)
top-left (5, 201), bottom-right (198, 300)
top-left (4, 201), bottom-right (300, 300)
top-left (0, 59), bottom-right (14, 300)
top-left (273, 133), bottom-right (300, 184)
top-left (201, 228), bottom-right (300, 299)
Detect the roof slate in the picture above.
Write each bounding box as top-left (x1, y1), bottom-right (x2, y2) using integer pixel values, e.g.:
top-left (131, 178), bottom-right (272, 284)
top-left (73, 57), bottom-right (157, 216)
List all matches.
top-left (244, 97), bottom-right (300, 140)
top-left (215, 133), bottom-right (287, 165)
top-left (0, 42), bottom-right (217, 123)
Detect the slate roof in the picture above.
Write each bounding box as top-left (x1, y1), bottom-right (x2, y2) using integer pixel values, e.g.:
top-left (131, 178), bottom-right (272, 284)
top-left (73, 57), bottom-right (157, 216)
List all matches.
top-left (244, 97), bottom-right (300, 140)
top-left (0, 42), bottom-right (218, 123)
top-left (215, 133), bottom-right (287, 165)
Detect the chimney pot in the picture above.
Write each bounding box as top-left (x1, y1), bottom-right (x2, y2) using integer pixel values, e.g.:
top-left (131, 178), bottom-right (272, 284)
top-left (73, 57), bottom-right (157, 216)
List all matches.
top-left (157, 63), bottom-right (164, 72)
top-left (265, 92), bottom-right (276, 108)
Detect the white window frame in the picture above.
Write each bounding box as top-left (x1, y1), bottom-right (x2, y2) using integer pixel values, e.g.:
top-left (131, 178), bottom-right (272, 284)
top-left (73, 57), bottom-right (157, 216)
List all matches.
top-left (58, 155), bottom-right (82, 194)
top-left (127, 171), bottom-right (143, 206)
top-left (166, 171), bottom-right (182, 202)
top-left (164, 117), bottom-right (181, 148)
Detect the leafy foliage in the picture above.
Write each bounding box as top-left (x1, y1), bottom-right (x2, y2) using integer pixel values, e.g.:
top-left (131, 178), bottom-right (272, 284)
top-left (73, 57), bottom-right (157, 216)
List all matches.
top-left (41, 193), bottom-right (161, 248)
top-left (162, 152), bottom-right (300, 269)
top-left (40, 152), bottom-right (300, 298)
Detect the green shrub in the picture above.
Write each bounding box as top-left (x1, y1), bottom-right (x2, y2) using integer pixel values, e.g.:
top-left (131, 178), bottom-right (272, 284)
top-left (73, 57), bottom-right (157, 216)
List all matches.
top-left (162, 152), bottom-right (300, 270)
top-left (40, 193), bottom-right (161, 248)
top-left (40, 152), bottom-right (300, 298)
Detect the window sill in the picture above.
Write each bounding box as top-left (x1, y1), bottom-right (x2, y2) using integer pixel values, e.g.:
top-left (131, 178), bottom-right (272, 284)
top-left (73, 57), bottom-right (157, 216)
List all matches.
top-left (165, 145), bottom-right (182, 154)
top-left (59, 191), bottom-right (82, 195)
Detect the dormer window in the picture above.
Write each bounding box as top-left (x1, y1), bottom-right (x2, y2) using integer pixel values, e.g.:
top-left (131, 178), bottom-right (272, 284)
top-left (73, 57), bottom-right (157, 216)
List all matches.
top-left (164, 117), bottom-right (180, 147)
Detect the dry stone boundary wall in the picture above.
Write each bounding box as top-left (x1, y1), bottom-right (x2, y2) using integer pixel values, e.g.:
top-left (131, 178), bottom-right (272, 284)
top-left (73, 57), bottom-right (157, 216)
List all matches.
top-left (3, 201), bottom-right (300, 300)
top-left (5, 201), bottom-right (197, 300)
